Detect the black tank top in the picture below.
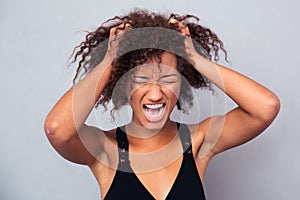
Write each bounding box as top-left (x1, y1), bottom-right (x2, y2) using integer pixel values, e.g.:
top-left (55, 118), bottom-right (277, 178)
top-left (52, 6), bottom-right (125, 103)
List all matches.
top-left (104, 123), bottom-right (206, 200)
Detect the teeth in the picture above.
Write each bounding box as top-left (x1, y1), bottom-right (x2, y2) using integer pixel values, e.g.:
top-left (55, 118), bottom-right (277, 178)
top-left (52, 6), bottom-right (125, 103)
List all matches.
top-left (144, 103), bottom-right (166, 122)
top-left (144, 103), bottom-right (164, 109)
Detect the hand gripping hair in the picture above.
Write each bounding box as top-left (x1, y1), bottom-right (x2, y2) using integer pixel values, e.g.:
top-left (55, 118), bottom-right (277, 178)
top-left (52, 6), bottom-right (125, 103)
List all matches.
top-left (70, 9), bottom-right (228, 115)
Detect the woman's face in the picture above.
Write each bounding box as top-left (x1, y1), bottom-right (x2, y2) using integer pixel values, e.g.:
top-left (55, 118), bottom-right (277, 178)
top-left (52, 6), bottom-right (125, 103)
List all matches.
top-left (127, 51), bottom-right (181, 130)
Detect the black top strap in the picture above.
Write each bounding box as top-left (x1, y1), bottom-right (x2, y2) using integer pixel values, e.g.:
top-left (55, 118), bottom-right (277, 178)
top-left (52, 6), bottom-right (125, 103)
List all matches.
top-left (177, 123), bottom-right (193, 155)
top-left (116, 127), bottom-right (131, 171)
top-left (115, 123), bottom-right (193, 170)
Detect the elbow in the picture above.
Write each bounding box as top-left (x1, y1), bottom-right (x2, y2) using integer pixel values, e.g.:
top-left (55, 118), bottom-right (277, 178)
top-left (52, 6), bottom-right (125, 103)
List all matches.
top-left (43, 117), bottom-right (74, 145)
top-left (260, 94), bottom-right (281, 123)
top-left (44, 118), bottom-right (58, 137)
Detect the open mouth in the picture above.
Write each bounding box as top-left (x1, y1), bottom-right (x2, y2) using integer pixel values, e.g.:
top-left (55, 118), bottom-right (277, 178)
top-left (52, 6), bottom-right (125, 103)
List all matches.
top-left (143, 103), bottom-right (166, 122)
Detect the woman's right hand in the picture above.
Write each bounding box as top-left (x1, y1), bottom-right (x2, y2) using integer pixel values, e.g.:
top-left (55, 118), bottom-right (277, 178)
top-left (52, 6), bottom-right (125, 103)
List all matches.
top-left (103, 22), bottom-right (132, 63)
top-left (43, 22), bottom-right (131, 166)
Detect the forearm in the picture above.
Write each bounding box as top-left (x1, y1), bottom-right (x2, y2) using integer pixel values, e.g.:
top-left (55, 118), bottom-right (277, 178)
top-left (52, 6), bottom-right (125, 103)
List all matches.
top-left (44, 60), bottom-right (112, 142)
top-left (191, 53), bottom-right (280, 121)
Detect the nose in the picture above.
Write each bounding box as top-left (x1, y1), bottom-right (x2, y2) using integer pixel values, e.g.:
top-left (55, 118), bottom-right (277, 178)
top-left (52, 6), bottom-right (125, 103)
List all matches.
top-left (146, 84), bottom-right (163, 102)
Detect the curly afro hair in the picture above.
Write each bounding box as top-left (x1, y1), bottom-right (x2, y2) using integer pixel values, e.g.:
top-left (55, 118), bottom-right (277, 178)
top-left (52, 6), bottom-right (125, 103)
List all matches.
top-left (71, 8), bottom-right (227, 115)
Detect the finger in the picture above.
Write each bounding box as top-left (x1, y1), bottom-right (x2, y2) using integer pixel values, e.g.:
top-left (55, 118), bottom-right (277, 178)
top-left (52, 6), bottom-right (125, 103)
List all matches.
top-left (168, 18), bottom-right (179, 24)
top-left (110, 22), bottom-right (132, 37)
top-left (168, 18), bottom-right (190, 36)
top-left (182, 26), bottom-right (190, 37)
top-left (125, 22), bottom-right (131, 29)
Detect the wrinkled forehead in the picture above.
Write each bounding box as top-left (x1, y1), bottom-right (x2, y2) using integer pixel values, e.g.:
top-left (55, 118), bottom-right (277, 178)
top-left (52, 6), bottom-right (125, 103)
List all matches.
top-left (133, 63), bottom-right (178, 75)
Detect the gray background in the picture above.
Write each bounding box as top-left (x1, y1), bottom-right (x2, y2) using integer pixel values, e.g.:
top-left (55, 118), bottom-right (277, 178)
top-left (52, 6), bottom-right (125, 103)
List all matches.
top-left (1, 0), bottom-right (299, 199)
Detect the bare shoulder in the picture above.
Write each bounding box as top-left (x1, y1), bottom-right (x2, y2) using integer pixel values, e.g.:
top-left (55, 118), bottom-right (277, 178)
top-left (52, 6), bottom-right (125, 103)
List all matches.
top-left (185, 117), bottom-right (223, 158)
top-left (185, 123), bottom-right (206, 154)
top-left (102, 128), bottom-right (117, 140)
top-left (90, 128), bottom-right (118, 159)
top-left (89, 127), bottom-right (119, 175)
top-left (100, 128), bottom-right (118, 151)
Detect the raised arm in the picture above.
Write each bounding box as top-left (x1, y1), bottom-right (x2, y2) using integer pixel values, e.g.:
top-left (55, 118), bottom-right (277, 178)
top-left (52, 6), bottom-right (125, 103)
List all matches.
top-left (194, 57), bottom-right (280, 156)
top-left (43, 23), bottom-right (129, 165)
top-left (44, 58), bottom-right (112, 165)
top-left (176, 20), bottom-right (281, 157)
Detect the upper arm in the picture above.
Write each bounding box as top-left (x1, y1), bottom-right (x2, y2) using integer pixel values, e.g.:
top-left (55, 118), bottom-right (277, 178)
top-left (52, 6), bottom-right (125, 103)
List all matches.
top-left (46, 124), bottom-right (104, 166)
top-left (197, 105), bottom-right (279, 157)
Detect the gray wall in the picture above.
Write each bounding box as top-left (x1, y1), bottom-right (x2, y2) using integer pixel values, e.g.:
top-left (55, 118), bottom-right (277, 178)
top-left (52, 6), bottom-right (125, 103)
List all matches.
top-left (1, 0), bottom-right (299, 199)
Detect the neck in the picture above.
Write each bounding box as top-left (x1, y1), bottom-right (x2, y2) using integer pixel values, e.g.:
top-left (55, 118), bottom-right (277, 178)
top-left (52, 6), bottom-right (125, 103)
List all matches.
top-left (125, 120), bottom-right (178, 153)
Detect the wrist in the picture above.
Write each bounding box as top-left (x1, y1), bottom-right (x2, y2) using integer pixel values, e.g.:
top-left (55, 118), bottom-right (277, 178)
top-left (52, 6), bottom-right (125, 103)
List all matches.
top-left (188, 51), bottom-right (208, 67)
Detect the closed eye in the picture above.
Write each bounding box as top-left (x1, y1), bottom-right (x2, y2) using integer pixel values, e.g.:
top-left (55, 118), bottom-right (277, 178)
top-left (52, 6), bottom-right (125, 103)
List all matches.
top-left (160, 74), bottom-right (179, 84)
top-left (133, 76), bottom-right (150, 84)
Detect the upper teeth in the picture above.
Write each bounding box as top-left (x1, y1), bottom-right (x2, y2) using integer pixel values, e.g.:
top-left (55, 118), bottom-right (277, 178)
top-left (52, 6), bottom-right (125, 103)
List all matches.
top-left (144, 104), bottom-right (164, 109)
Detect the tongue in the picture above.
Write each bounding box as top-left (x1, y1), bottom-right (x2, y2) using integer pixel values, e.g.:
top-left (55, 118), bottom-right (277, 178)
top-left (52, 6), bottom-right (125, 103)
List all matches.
top-left (147, 108), bottom-right (159, 115)
top-left (145, 108), bottom-right (164, 122)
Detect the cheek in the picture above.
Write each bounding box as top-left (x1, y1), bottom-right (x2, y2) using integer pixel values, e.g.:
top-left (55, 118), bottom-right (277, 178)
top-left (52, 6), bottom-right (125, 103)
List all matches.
top-left (126, 84), bottom-right (143, 102)
top-left (161, 87), bottom-right (180, 105)
top-left (127, 86), bottom-right (146, 108)
top-left (162, 82), bottom-right (181, 100)
top-left (126, 82), bottom-right (138, 101)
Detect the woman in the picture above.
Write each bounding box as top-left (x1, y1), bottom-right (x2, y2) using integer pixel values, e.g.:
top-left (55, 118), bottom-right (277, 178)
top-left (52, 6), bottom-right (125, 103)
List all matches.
top-left (44, 9), bottom-right (280, 200)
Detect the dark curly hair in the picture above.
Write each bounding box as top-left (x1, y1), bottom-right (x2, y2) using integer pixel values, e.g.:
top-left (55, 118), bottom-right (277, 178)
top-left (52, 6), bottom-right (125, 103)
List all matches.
top-left (71, 8), bottom-right (227, 115)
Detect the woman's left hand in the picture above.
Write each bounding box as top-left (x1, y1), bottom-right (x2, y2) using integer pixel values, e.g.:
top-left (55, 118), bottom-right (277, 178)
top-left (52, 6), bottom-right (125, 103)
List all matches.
top-left (169, 18), bottom-right (200, 62)
top-left (169, 17), bottom-right (280, 159)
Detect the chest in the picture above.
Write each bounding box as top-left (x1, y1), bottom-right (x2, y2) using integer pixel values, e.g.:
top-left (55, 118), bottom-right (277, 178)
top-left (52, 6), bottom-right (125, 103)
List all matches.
top-left (131, 156), bottom-right (183, 199)
top-left (93, 124), bottom-right (210, 199)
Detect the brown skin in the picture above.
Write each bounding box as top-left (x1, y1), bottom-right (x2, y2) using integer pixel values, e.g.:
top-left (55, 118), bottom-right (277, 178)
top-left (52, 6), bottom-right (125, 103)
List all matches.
top-left (44, 20), bottom-right (280, 199)
top-left (72, 11), bottom-right (224, 113)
